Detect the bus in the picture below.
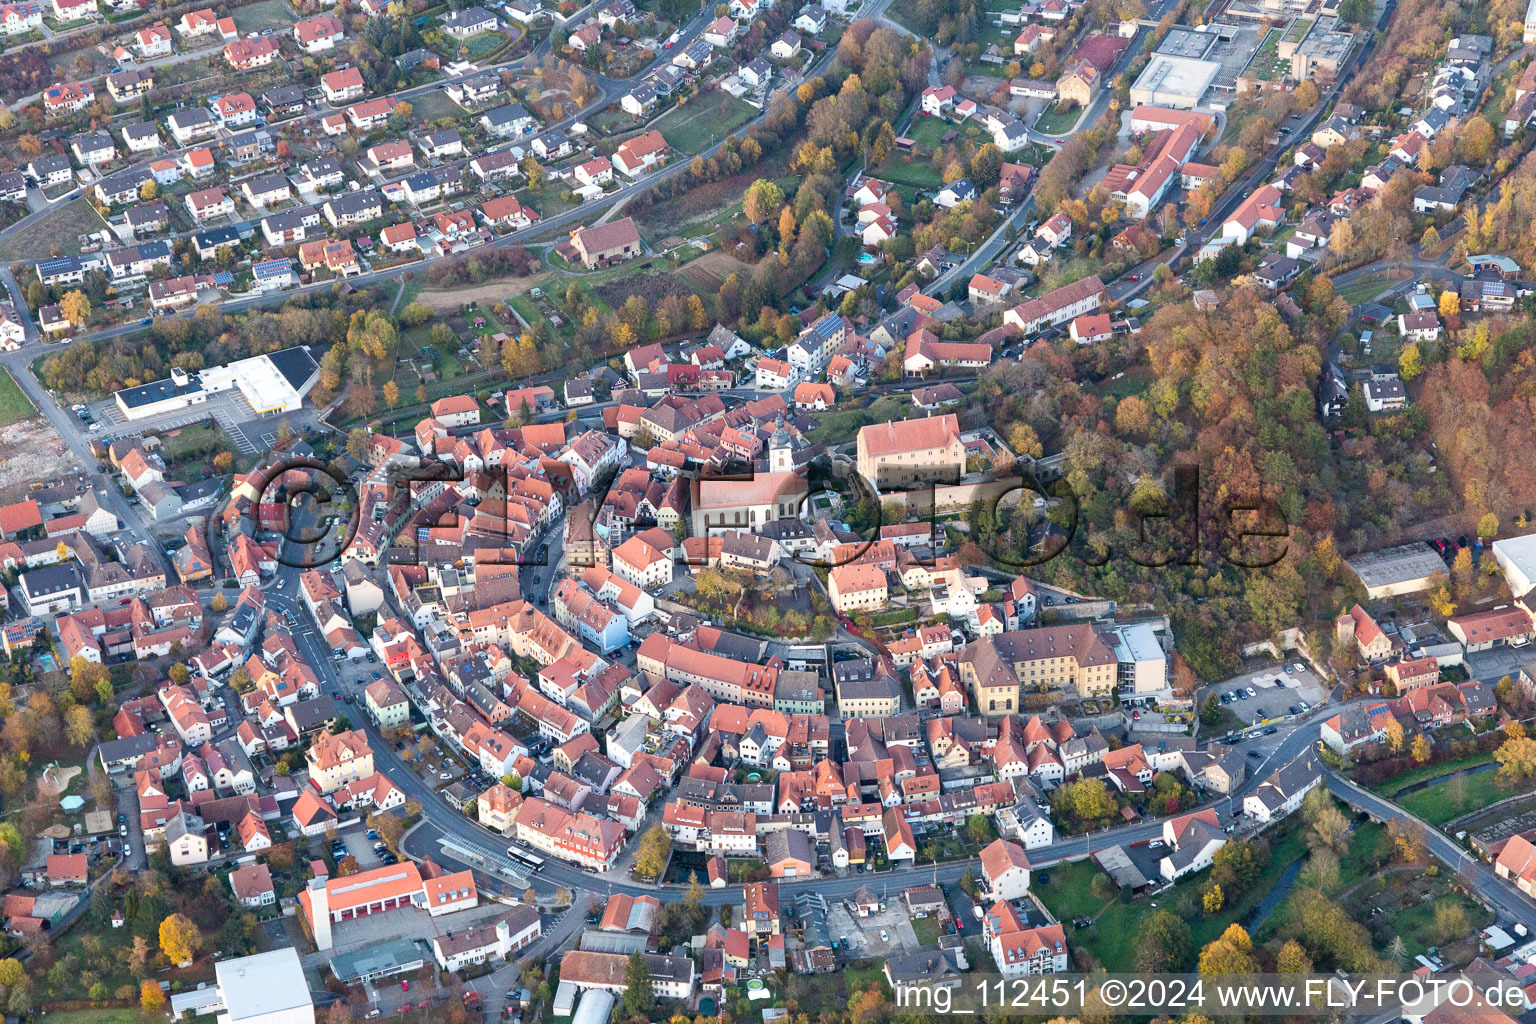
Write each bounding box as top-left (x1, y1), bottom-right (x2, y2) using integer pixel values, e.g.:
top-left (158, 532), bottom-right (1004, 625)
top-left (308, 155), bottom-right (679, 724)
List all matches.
top-left (507, 846), bottom-right (546, 872)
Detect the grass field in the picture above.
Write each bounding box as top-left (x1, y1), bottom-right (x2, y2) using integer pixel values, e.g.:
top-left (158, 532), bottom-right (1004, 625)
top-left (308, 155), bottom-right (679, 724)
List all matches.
top-left (1399, 767), bottom-right (1515, 825)
top-left (0, 198), bottom-right (106, 261)
top-left (456, 30), bottom-right (509, 60)
top-left (40, 1010), bottom-right (147, 1024)
top-left (409, 89), bottom-right (465, 125)
top-left (1366, 752), bottom-right (1495, 797)
top-left (0, 367), bottom-right (36, 427)
top-left (910, 914), bottom-right (942, 946)
top-left (908, 116), bottom-right (991, 151)
top-left (231, 0), bottom-right (295, 32)
top-left (874, 154), bottom-right (943, 190)
top-left (1334, 271), bottom-right (1399, 306)
top-left (650, 94), bottom-right (756, 154)
top-left (1035, 101), bottom-right (1082, 135)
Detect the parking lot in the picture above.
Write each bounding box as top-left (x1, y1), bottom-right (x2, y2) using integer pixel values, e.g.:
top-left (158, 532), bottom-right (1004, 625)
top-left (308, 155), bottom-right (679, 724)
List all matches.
top-left (1208, 662), bottom-right (1330, 726)
top-left (825, 900), bottom-right (920, 958)
top-left (341, 827), bottom-right (385, 870)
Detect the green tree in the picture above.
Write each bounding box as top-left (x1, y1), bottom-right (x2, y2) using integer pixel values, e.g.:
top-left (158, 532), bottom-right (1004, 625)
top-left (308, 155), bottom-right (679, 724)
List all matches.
top-left (1135, 910), bottom-right (1193, 972)
top-left (621, 953), bottom-right (654, 1017)
top-left (966, 813), bottom-right (994, 844)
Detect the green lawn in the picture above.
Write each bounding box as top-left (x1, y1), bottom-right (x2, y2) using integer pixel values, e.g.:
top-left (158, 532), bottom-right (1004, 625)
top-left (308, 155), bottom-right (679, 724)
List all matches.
top-left (231, 0), bottom-right (295, 32)
top-left (42, 1012), bottom-right (147, 1024)
top-left (874, 155), bottom-right (943, 191)
top-left (409, 89), bottom-right (467, 125)
top-left (0, 367), bottom-right (36, 427)
top-left (1399, 767), bottom-right (1515, 825)
top-left (456, 30), bottom-right (511, 60)
top-left (910, 915), bottom-right (942, 946)
top-left (1035, 101), bottom-right (1082, 135)
top-left (650, 94), bottom-right (756, 154)
top-left (908, 116), bottom-right (990, 151)
top-left (1031, 859), bottom-right (1108, 921)
top-left (1334, 272), bottom-right (1397, 306)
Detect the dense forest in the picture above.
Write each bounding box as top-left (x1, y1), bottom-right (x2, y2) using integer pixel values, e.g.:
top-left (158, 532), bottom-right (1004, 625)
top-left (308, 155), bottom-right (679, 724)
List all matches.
top-left (949, 279), bottom-right (1459, 678)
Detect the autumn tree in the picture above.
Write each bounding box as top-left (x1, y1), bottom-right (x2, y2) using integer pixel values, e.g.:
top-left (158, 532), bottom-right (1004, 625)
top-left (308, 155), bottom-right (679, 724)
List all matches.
top-left (383, 381), bottom-right (399, 407)
top-left (1496, 731), bottom-right (1536, 783)
top-left (1197, 923), bottom-right (1258, 974)
top-left (1410, 734), bottom-right (1431, 764)
top-left (743, 179), bottom-right (784, 223)
top-left (634, 824), bottom-right (671, 880)
top-left (65, 705), bottom-right (94, 746)
top-left (1276, 939), bottom-right (1313, 974)
top-left (158, 913), bottom-right (201, 966)
top-left (1383, 716), bottom-right (1404, 753)
top-left (140, 980), bottom-right (165, 1012)
top-left (60, 290), bottom-right (91, 326)
top-left (1305, 790), bottom-right (1349, 855)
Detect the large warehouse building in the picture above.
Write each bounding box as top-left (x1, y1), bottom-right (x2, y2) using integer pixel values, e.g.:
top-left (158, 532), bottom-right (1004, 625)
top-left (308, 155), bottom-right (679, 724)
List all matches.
top-left (1130, 54), bottom-right (1221, 108)
top-left (114, 346), bottom-right (321, 421)
top-left (1346, 542), bottom-right (1448, 600)
top-left (213, 948), bottom-right (314, 1024)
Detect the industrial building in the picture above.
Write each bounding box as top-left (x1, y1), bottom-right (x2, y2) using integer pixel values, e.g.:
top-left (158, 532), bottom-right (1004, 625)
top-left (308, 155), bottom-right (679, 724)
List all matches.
top-left (197, 948), bottom-right (315, 1024)
top-left (114, 346), bottom-right (321, 421)
top-left (1130, 54), bottom-right (1221, 108)
top-left (1111, 622), bottom-right (1168, 696)
top-left (1346, 542), bottom-right (1448, 600)
top-left (1494, 534), bottom-right (1536, 606)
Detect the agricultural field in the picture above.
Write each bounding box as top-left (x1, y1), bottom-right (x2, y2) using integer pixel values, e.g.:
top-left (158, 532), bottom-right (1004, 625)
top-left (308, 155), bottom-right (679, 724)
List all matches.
top-left (591, 269), bottom-right (699, 309)
top-left (675, 249), bottom-right (754, 294)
